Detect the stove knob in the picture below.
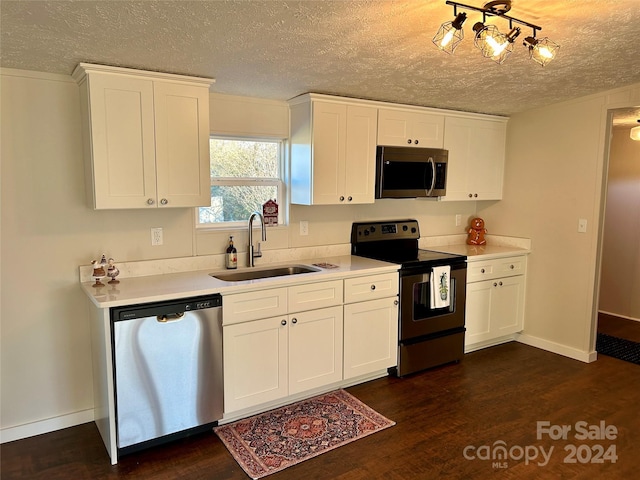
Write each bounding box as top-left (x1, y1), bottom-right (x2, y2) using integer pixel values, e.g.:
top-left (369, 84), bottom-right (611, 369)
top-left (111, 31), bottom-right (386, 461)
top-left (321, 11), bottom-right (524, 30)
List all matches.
top-left (402, 225), bottom-right (408, 231)
top-left (370, 226), bottom-right (376, 233)
top-left (411, 227), bottom-right (416, 233)
top-left (364, 229), bottom-right (369, 236)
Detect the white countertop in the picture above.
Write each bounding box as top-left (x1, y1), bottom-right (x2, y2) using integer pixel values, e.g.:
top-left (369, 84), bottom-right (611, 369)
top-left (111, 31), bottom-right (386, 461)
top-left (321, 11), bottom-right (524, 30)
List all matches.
top-left (81, 255), bottom-right (400, 308)
top-left (427, 243), bottom-right (531, 260)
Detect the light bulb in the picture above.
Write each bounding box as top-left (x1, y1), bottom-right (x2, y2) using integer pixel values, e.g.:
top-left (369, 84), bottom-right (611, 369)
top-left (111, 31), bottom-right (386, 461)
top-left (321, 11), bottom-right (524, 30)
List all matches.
top-left (486, 35), bottom-right (508, 56)
top-left (537, 46), bottom-right (554, 59)
top-left (441, 29), bottom-right (455, 47)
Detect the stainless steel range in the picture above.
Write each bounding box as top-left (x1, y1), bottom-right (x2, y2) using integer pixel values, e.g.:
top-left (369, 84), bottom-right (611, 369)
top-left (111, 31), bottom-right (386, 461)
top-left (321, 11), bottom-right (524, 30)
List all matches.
top-left (351, 219), bottom-right (467, 376)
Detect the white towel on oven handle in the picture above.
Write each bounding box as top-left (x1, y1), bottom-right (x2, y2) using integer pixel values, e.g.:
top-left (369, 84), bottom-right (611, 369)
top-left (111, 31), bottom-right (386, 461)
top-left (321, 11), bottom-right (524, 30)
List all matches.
top-left (430, 265), bottom-right (451, 309)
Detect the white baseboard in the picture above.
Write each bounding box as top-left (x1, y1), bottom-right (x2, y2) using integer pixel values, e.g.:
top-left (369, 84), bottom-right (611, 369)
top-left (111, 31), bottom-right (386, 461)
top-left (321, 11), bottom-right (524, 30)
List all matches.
top-left (0, 409), bottom-right (94, 444)
top-left (515, 333), bottom-right (597, 363)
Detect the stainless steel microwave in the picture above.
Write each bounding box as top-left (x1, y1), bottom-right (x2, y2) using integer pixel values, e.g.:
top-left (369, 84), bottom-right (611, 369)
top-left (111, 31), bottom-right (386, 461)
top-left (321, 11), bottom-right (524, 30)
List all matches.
top-left (375, 146), bottom-right (448, 198)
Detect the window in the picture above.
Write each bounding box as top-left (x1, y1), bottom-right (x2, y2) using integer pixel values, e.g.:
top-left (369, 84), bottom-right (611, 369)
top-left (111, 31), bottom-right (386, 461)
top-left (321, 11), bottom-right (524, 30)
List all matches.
top-left (197, 137), bottom-right (284, 228)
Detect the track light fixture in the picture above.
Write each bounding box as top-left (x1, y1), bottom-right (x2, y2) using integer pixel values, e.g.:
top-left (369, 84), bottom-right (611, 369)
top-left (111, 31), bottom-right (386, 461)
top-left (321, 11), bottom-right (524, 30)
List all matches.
top-left (433, 0), bottom-right (559, 66)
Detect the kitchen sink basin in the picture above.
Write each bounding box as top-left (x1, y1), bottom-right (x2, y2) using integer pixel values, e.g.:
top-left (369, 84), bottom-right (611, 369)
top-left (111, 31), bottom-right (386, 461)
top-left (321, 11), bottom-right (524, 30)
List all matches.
top-left (210, 265), bottom-right (321, 282)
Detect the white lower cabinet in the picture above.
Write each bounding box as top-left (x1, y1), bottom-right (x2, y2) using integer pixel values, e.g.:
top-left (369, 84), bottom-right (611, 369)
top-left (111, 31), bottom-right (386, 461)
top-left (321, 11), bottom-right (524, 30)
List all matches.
top-left (465, 255), bottom-right (526, 350)
top-left (223, 306), bottom-right (343, 412)
top-left (222, 272), bottom-right (399, 416)
top-left (344, 297), bottom-right (398, 379)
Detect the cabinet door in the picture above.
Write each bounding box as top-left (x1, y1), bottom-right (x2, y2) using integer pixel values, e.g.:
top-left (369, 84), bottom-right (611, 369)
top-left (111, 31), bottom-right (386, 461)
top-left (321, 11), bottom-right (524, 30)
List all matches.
top-left (86, 74), bottom-right (157, 209)
top-left (343, 297), bottom-right (398, 379)
top-left (442, 117), bottom-right (506, 201)
top-left (344, 105), bottom-right (377, 204)
top-left (465, 279), bottom-right (493, 346)
top-left (154, 81), bottom-right (211, 207)
top-left (377, 109), bottom-right (444, 148)
top-left (493, 275), bottom-right (525, 336)
top-left (223, 316), bottom-right (288, 413)
top-left (289, 306), bottom-right (343, 395)
top-left (311, 102), bottom-right (347, 204)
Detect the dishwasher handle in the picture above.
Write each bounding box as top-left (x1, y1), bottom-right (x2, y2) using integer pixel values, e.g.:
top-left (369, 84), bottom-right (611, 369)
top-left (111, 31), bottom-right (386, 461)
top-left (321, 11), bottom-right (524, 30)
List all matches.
top-left (157, 312), bottom-right (185, 323)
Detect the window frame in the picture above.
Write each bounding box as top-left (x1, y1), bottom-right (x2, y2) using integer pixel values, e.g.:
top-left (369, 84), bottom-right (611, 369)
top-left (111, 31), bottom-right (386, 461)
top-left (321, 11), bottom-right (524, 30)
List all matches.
top-left (195, 136), bottom-right (287, 230)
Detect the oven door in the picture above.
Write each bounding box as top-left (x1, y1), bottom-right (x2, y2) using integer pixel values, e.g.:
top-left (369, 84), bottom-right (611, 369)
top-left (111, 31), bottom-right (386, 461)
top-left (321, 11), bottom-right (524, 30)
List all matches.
top-left (399, 265), bottom-right (466, 341)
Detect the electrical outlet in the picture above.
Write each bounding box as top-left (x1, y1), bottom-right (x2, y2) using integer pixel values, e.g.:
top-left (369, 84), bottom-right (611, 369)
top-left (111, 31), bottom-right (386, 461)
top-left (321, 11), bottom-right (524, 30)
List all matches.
top-left (300, 221), bottom-right (309, 236)
top-left (151, 227), bottom-right (163, 246)
top-left (455, 214), bottom-right (462, 227)
top-left (578, 219), bottom-right (587, 233)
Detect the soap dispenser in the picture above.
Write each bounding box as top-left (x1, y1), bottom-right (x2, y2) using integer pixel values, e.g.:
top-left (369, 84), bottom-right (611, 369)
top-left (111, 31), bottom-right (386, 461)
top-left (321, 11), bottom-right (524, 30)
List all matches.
top-left (225, 236), bottom-right (237, 269)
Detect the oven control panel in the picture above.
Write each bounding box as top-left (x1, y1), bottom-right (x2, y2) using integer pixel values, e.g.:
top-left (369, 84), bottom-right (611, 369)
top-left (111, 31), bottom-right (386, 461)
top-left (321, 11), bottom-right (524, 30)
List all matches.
top-left (351, 219), bottom-right (420, 243)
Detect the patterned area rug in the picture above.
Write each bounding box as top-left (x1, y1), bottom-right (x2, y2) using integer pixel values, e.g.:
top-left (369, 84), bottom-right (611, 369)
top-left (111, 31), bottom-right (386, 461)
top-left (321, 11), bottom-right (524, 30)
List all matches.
top-left (214, 389), bottom-right (395, 479)
top-left (596, 333), bottom-right (640, 365)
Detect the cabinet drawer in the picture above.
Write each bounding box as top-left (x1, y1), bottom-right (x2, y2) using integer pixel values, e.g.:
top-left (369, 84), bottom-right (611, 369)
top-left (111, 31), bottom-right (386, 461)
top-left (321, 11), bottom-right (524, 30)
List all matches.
top-left (223, 288), bottom-right (288, 325)
top-left (288, 280), bottom-right (343, 313)
top-left (344, 272), bottom-right (399, 304)
top-left (467, 255), bottom-right (527, 283)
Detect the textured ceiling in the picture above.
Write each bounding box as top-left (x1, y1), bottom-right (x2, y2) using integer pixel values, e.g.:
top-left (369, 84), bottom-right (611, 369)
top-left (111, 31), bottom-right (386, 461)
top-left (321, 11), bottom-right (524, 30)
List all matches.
top-left (1, 0), bottom-right (640, 123)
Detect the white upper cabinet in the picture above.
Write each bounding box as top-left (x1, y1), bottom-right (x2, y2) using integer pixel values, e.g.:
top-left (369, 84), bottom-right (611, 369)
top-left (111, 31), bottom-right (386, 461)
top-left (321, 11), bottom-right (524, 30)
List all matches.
top-left (290, 94), bottom-right (377, 205)
top-left (441, 116), bottom-right (507, 202)
top-left (73, 63), bottom-right (214, 209)
top-left (377, 108), bottom-right (445, 148)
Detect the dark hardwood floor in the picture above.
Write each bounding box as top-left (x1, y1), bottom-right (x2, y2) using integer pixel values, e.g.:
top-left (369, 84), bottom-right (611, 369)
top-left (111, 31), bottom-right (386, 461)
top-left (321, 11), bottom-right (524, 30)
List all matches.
top-left (2, 342), bottom-right (639, 479)
top-left (597, 312), bottom-right (640, 343)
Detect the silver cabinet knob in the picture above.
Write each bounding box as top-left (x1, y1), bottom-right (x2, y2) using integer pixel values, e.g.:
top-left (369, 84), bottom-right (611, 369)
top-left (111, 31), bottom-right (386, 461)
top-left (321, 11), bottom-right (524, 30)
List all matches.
top-left (493, 282), bottom-right (498, 287)
top-left (394, 300), bottom-right (399, 306)
top-left (510, 265), bottom-right (515, 269)
top-left (415, 139), bottom-right (419, 145)
top-left (481, 269), bottom-right (485, 273)
top-left (292, 318), bottom-right (298, 324)
top-left (339, 196), bottom-right (345, 201)
top-left (407, 139), bottom-right (412, 144)
top-left (468, 193), bottom-right (473, 198)
top-left (160, 198), bottom-right (168, 205)
top-left (499, 281), bottom-right (503, 286)
top-left (147, 198), bottom-right (155, 205)
top-left (370, 285), bottom-right (376, 290)
top-left (474, 193), bottom-right (478, 198)
top-left (281, 319), bottom-right (287, 326)
top-left (348, 196), bottom-right (352, 201)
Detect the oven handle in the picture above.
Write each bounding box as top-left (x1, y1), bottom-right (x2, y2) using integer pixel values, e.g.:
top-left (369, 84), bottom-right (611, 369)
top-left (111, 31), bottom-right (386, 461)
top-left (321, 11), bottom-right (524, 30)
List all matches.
top-left (426, 157), bottom-right (436, 196)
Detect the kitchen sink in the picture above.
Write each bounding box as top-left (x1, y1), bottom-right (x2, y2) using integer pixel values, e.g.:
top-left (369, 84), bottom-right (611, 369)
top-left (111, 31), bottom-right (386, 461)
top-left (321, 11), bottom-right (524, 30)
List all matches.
top-left (210, 265), bottom-right (321, 282)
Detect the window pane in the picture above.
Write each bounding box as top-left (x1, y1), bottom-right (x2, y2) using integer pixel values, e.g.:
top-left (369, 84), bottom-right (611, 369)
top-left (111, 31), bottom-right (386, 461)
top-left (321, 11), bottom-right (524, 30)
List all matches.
top-left (199, 185), bottom-right (278, 224)
top-left (210, 139), bottom-right (279, 178)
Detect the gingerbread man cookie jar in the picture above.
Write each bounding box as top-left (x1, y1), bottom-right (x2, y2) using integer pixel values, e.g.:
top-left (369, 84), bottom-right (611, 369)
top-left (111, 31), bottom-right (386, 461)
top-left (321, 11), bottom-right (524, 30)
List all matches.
top-left (467, 217), bottom-right (487, 245)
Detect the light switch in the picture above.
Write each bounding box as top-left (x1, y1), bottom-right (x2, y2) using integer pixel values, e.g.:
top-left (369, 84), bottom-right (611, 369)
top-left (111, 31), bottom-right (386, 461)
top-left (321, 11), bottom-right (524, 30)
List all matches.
top-left (300, 221), bottom-right (309, 236)
top-left (578, 219), bottom-right (587, 233)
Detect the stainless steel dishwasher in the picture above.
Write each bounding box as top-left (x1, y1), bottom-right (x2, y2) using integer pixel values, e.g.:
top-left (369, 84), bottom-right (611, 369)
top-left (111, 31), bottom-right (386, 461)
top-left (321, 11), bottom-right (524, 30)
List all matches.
top-left (110, 294), bottom-right (223, 454)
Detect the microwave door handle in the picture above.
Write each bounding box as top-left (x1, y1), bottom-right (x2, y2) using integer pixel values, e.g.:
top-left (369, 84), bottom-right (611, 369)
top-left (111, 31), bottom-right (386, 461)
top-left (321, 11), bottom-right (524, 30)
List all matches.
top-left (426, 157), bottom-right (436, 196)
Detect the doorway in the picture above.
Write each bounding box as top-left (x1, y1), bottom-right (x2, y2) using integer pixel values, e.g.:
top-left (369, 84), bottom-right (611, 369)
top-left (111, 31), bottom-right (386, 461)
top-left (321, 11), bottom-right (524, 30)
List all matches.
top-left (596, 107), bottom-right (640, 355)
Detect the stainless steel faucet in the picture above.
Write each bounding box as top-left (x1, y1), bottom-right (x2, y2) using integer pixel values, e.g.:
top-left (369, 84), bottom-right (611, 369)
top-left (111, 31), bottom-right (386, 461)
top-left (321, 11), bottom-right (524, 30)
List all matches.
top-left (248, 211), bottom-right (267, 267)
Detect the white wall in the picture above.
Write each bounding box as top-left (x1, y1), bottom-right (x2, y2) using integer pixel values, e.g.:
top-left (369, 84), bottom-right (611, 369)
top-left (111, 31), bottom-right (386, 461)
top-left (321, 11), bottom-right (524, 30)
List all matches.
top-left (598, 127), bottom-right (640, 320)
top-left (477, 82), bottom-right (640, 360)
top-left (0, 69), bottom-right (476, 441)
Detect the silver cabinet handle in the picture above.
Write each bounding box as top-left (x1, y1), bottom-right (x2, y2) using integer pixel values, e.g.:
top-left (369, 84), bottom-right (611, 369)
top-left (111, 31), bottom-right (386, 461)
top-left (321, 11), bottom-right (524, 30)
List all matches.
top-left (281, 319), bottom-right (287, 326)
top-left (292, 318), bottom-right (297, 324)
top-left (160, 198), bottom-right (168, 205)
top-left (147, 198), bottom-right (155, 205)
top-left (157, 312), bottom-right (184, 323)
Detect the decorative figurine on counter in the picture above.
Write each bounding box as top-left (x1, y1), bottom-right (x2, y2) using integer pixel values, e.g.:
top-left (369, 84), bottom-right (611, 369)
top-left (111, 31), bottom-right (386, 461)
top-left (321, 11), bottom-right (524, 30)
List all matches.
top-left (91, 258), bottom-right (107, 287)
top-left (107, 258), bottom-right (120, 284)
top-left (467, 217), bottom-right (488, 245)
